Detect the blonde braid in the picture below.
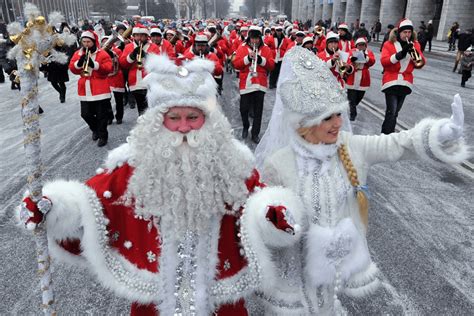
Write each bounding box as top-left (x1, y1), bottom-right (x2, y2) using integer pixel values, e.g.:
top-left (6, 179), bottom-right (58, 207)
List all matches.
top-left (338, 144), bottom-right (369, 229)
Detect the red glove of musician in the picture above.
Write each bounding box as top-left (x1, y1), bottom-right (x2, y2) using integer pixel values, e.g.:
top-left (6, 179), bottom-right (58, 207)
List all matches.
top-left (19, 196), bottom-right (52, 230)
top-left (266, 205), bottom-right (297, 235)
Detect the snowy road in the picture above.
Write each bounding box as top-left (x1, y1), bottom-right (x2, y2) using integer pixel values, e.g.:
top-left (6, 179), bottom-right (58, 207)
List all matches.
top-left (0, 46), bottom-right (473, 315)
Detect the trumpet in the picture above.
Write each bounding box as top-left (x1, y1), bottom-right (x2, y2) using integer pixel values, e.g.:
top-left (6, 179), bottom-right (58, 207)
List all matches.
top-left (332, 48), bottom-right (347, 77)
top-left (137, 42), bottom-right (144, 69)
top-left (407, 40), bottom-right (424, 68)
top-left (82, 48), bottom-right (91, 77)
top-left (250, 44), bottom-right (258, 77)
top-left (208, 32), bottom-right (222, 48)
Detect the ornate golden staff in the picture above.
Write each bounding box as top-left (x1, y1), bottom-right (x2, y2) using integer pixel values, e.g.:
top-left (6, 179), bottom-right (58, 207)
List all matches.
top-left (8, 3), bottom-right (75, 315)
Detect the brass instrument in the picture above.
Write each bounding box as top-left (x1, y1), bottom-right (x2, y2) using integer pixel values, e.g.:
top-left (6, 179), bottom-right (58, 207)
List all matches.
top-left (82, 48), bottom-right (91, 77)
top-left (332, 48), bottom-right (347, 77)
top-left (101, 32), bottom-right (119, 51)
top-left (117, 25), bottom-right (133, 43)
top-left (407, 40), bottom-right (424, 68)
top-left (208, 32), bottom-right (222, 48)
top-left (250, 44), bottom-right (258, 77)
top-left (169, 31), bottom-right (182, 46)
top-left (315, 26), bottom-right (324, 37)
top-left (137, 42), bottom-right (144, 69)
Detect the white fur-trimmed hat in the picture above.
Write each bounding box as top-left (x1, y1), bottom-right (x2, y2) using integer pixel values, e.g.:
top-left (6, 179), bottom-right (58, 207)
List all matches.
top-left (326, 31), bottom-right (339, 43)
top-left (150, 28), bottom-right (162, 35)
top-left (194, 33), bottom-right (208, 43)
top-left (355, 37), bottom-right (367, 45)
top-left (338, 23), bottom-right (349, 31)
top-left (302, 36), bottom-right (314, 46)
top-left (398, 18), bottom-right (413, 31)
top-left (132, 24), bottom-right (149, 36)
top-left (144, 54), bottom-right (217, 115)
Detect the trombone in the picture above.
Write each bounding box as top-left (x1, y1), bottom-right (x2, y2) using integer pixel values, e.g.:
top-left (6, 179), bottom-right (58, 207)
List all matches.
top-left (250, 44), bottom-right (258, 77)
top-left (315, 26), bottom-right (324, 37)
top-left (407, 40), bottom-right (424, 67)
top-left (136, 42), bottom-right (144, 69)
top-left (82, 48), bottom-right (91, 77)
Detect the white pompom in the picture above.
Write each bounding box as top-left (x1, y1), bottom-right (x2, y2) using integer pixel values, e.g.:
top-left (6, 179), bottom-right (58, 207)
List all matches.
top-left (7, 22), bottom-right (23, 35)
top-left (26, 222), bottom-right (37, 231)
top-left (103, 191), bottom-right (112, 199)
top-left (23, 3), bottom-right (40, 18)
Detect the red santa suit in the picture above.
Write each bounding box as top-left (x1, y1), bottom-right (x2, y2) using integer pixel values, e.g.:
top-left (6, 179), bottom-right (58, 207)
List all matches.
top-left (19, 55), bottom-right (304, 315)
top-left (313, 35), bottom-right (326, 53)
top-left (346, 47), bottom-right (376, 91)
top-left (318, 47), bottom-right (354, 88)
top-left (107, 46), bottom-right (125, 93)
top-left (338, 38), bottom-right (354, 53)
top-left (264, 34), bottom-right (276, 58)
top-left (119, 40), bottom-right (161, 91)
top-left (182, 48), bottom-right (223, 78)
top-left (380, 29), bottom-right (426, 92)
top-left (155, 39), bottom-right (175, 59)
top-left (233, 41), bottom-right (275, 94)
top-left (69, 35), bottom-right (113, 101)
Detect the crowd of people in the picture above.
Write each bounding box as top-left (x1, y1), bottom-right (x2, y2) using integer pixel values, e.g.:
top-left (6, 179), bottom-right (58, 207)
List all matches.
top-left (9, 12), bottom-right (470, 316)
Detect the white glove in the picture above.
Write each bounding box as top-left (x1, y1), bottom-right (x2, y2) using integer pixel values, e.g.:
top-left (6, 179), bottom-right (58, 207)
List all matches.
top-left (438, 94), bottom-right (464, 143)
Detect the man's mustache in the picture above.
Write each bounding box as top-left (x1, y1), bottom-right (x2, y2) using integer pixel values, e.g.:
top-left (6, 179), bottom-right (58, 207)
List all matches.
top-left (170, 130), bottom-right (200, 148)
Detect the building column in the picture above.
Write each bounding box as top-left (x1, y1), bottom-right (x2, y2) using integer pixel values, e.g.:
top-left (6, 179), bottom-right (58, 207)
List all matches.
top-left (360, 0), bottom-right (381, 32)
top-left (322, 0), bottom-right (333, 22)
top-left (379, 0), bottom-right (406, 31)
top-left (292, 0), bottom-right (299, 21)
top-left (438, 0), bottom-right (474, 40)
top-left (405, 0), bottom-right (436, 32)
top-left (314, 1), bottom-right (323, 23)
top-left (332, 0), bottom-right (345, 24)
top-left (345, 0), bottom-right (361, 27)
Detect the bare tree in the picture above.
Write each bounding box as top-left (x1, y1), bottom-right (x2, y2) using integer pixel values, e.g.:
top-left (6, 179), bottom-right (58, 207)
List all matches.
top-left (183, 0), bottom-right (199, 19)
top-left (90, 0), bottom-right (126, 21)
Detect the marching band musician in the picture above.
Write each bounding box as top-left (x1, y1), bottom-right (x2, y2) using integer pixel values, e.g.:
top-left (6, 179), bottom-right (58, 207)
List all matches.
top-left (346, 37), bottom-right (376, 121)
top-left (338, 23), bottom-right (355, 53)
top-left (313, 24), bottom-right (326, 53)
top-left (69, 30), bottom-right (113, 147)
top-left (318, 31), bottom-right (354, 87)
top-left (182, 33), bottom-right (223, 88)
top-left (380, 18), bottom-right (426, 134)
top-left (165, 29), bottom-right (185, 57)
top-left (269, 25), bottom-right (289, 89)
top-left (149, 27), bottom-right (175, 59)
top-left (119, 24), bottom-right (160, 116)
top-left (233, 25), bottom-right (275, 144)
top-left (101, 36), bottom-right (125, 125)
top-left (302, 36), bottom-right (317, 53)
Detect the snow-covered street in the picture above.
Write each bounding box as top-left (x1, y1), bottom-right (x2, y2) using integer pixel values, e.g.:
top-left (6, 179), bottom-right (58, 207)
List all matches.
top-left (1, 43), bottom-right (473, 314)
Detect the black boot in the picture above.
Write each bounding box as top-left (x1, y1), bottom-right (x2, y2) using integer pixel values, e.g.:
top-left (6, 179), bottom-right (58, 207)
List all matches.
top-left (242, 128), bottom-right (248, 139)
top-left (251, 135), bottom-right (260, 144)
top-left (97, 138), bottom-right (107, 147)
top-left (350, 106), bottom-right (357, 121)
top-left (59, 87), bottom-right (66, 103)
top-left (92, 131), bottom-right (99, 141)
top-left (38, 106), bottom-right (44, 114)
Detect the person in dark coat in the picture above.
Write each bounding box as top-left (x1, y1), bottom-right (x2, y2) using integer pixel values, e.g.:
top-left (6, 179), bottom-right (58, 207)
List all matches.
top-left (418, 25), bottom-right (427, 52)
top-left (43, 25), bottom-right (77, 103)
top-left (0, 19), bottom-right (9, 83)
top-left (374, 19), bottom-right (382, 41)
top-left (380, 24), bottom-right (395, 52)
top-left (448, 22), bottom-right (460, 51)
top-left (426, 20), bottom-right (434, 52)
top-left (453, 28), bottom-right (473, 73)
top-left (353, 23), bottom-right (371, 43)
top-left (460, 46), bottom-right (473, 87)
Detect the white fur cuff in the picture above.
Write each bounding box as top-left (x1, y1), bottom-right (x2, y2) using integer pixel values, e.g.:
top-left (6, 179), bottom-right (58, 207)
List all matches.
top-left (411, 118), bottom-right (471, 165)
top-left (245, 187), bottom-right (304, 249)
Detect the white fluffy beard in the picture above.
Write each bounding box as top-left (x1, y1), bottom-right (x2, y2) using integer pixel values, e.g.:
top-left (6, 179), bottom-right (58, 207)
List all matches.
top-left (123, 107), bottom-right (253, 235)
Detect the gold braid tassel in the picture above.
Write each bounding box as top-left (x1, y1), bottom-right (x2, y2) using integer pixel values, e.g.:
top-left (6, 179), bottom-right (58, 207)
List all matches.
top-left (338, 144), bottom-right (369, 229)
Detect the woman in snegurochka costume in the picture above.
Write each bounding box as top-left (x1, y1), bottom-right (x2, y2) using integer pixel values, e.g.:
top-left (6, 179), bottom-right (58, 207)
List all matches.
top-left (254, 46), bottom-right (470, 315)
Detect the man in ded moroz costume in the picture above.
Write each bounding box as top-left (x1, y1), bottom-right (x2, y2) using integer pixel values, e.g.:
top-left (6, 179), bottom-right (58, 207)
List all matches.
top-left (255, 47), bottom-right (469, 315)
top-left (17, 55), bottom-right (304, 315)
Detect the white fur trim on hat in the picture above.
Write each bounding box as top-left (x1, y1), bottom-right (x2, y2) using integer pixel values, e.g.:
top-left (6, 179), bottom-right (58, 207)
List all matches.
top-left (132, 26), bottom-right (149, 35)
top-left (399, 18), bottom-right (413, 29)
top-left (302, 36), bottom-right (313, 46)
top-left (195, 34), bottom-right (208, 42)
top-left (249, 25), bottom-right (262, 33)
top-left (326, 31), bottom-right (339, 41)
top-left (144, 54), bottom-right (217, 114)
top-left (355, 37), bottom-right (367, 45)
top-left (296, 30), bottom-right (305, 36)
top-left (81, 30), bottom-right (95, 40)
top-left (240, 26), bottom-right (248, 32)
top-left (338, 23), bottom-right (349, 30)
top-left (150, 28), bottom-right (162, 35)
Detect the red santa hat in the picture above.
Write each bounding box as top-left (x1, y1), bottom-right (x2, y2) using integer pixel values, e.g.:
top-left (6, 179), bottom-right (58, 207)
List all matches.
top-left (338, 23), bottom-right (349, 31)
top-left (80, 30), bottom-right (99, 45)
top-left (275, 25), bottom-right (283, 31)
top-left (194, 33), bottom-right (208, 43)
top-left (397, 18), bottom-right (413, 32)
top-left (240, 25), bottom-right (249, 32)
top-left (325, 31), bottom-right (339, 43)
top-left (144, 54), bottom-right (218, 115)
top-left (295, 30), bottom-right (305, 37)
top-left (166, 29), bottom-right (176, 36)
top-left (248, 25), bottom-right (262, 35)
top-left (355, 37), bottom-right (368, 45)
top-left (150, 28), bottom-right (162, 36)
top-left (132, 24), bottom-right (149, 36)
top-left (302, 36), bottom-right (314, 46)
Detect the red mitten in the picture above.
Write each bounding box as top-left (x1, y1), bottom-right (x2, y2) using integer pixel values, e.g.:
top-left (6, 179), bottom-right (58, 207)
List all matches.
top-left (266, 205), bottom-right (296, 235)
top-left (19, 196), bottom-right (52, 230)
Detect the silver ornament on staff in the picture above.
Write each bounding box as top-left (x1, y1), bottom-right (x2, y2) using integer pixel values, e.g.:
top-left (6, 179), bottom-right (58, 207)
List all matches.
top-left (7, 3), bottom-right (76, 315)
